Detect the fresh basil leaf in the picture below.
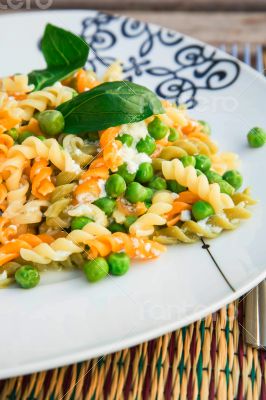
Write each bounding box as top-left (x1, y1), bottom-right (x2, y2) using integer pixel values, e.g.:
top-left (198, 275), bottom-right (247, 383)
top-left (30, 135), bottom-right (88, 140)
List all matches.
top-left (29, 24), bottom-right (89, 91)
top-left (57, 81), bottom-right (164, 133)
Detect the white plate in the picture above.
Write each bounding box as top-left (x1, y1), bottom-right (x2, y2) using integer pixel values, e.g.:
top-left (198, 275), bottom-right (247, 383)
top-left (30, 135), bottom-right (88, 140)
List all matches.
top-left (0, 10), bottom-right (266, 379)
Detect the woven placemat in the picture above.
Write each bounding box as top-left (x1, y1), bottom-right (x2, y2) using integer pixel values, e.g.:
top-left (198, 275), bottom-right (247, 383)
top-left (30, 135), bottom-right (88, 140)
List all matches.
top-left (1, 299), bottom-right (265, 399)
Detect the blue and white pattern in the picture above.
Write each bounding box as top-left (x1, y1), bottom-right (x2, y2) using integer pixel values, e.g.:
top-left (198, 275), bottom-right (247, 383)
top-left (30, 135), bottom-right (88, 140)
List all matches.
top-left (80, 12), bottom-right (240, 108)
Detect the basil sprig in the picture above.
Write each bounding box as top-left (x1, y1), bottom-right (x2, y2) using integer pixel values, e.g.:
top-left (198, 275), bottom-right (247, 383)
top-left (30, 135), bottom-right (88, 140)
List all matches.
top-left (57, 81), bottom-right (164, 133)
top-left (28, 24), bottom-right (89, 91)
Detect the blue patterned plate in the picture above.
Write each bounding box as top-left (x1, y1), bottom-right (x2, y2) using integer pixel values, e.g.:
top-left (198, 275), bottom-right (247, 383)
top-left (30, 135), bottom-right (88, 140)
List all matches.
top-left (0, 10), bottom-right (265, 379)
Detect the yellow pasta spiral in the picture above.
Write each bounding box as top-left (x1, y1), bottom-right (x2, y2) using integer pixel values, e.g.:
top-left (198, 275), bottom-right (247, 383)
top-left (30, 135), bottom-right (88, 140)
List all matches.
top-left (0, 93), bottom-right (23, 133)
top-left (0, 75), bottom-right (34, 95)
top-left (20, 222), bottom-right (111, 264)
top-left (3, 199), bottom-right (49, 225)
top-left (18, 84), bottom-right (74, 120)
top-left (162, 159), bottom-right (234, 213)
top-left (129, 190), bottom-right (174, 237)
top-left (7, 137), bottom-right (81, 173)
top-left (154, 195), bottom-right (253, 244)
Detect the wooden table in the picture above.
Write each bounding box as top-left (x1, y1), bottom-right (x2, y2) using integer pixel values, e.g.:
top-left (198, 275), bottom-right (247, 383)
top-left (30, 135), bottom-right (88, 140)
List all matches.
top-left (1, 0), bottom-right (266, 47)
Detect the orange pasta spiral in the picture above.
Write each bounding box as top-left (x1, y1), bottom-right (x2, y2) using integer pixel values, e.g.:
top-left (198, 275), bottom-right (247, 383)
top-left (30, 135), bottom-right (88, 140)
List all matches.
top-left (0, 233), bottom-right (54, 266)
top-left (0, 133), bottom-right (14, 159)
top-left (100, 127), bottom-right (123, 172)
top-left (30, 158), bottom-right (55, 200)
top-left (74, 157), bottom-right (109, 202)
top-left (86, 232), bottom-right (166, 259)
top-left (0, 217), bottom-right (18, 244)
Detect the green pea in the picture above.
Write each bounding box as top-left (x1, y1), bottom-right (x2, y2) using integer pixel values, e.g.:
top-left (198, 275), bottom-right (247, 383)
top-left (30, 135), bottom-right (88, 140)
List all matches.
top-left (247, 127), bottom-right (266, 148)
top-left (192, 200), bottom-right (214, 221)
top-left (105, 174), bottom-right (126, 198)
top-left (167, 180), bottom-right (187, 193)
top-left (125, 182), bottom-right (147, 203)
top-left (148, 117), bottom-right (168, 140)
top-left (195, 154), bottom-right (211, 172)
top-left (144, 201), bottom-right (152, 208)
top-left (145, 187), bottom-right (154, 202)
top-left (180, 155), bottom-right (196, 168)
top-left (148, 176), bottom-right (167, 191)
top-left (135, 162), bottom-right (153, 183)
top-left (108, 222), bottom-right (127, 233)
top-left (18, 131), bottom-right (35, 144)
top-left (198, 120), bottom-right (211, 135)
top-left (223, 170), bottom-right (243, 190)
top-left (71, 216), bottom-right (93, 231)
top-left (136, 135), bottom-right (156, 155)
top-left (117, 134), bottom-right (133, 147)
top-left (205, 170), bottom-right (222, 184)
top-left (6, 128), bottom-right (18, 141)
top-left (87, 131), bottom-right (99, 141)
top-left (117, 163), bottom-right (136, 184)
top-left (38, 110), bottom-right (65, 136)
top-left (107, 252), bottom-right (130, 276)
top-left (83, 257), bottom-right (109, 283)
top-left (93, 197), bottom-right (116, 216)
top-left (218, 180), bottom-right (235, 196)
top-left (124, 215), bottom-right (138, 230)
top-left (168, 127), bottom-right (179, 142)
top-left (15, 265), bottom-right (40, 289)
top-left (38, 136), bottom-right (46, 141)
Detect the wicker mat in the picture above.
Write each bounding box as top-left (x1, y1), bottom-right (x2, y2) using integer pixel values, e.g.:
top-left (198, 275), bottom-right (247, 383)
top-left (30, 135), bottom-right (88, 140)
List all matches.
top-left (0, 300), bottom-right (265, 400)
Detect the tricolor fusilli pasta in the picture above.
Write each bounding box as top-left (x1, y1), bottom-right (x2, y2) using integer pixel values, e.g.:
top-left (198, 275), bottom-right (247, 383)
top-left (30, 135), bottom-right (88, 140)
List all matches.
top-left (0, 32), bottom-right (256, 289)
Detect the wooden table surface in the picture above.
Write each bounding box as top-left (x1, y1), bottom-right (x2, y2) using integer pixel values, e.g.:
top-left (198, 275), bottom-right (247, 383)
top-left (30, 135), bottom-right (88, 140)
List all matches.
top-left (1, 0), bottom-right (266, 48)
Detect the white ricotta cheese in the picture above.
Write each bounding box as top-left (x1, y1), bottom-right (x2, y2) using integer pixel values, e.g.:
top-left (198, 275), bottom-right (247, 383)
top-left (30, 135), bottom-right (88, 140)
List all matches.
top-left (119, 121), bottom-right (148, 143)
top-left (118, 145), bottom-right (151, 173)
top-left (0, 271), bottom-right (7, 281)
top-left (97, 179), bottom-right (107, 198)
top-left (76, 192), bottom-right (97, 204)
top-left (68, 159), bottom-right (82, 174)
top-left (180, 210), bottom-right (192, 221)
top-left (197, 217), bottom-right (223, 234)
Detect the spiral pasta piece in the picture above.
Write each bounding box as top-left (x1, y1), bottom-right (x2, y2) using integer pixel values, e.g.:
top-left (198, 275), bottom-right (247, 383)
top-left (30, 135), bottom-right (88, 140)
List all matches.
top-left (103, 61), bottom-right (123, 82)
top-left (75, 69), bottom-right (100, 92)
top-left (0, 217), bottom-right (18, 244)
top-left (45, 198), bottom-right (72, 228)
top-left (0, 75), bottom-right (34, 97)
top-left (62, 135), bottom-right (95, 167)
top-left (159, 101), bottom-right (189, 128)
top-left (162, 159), bottom-right (234, 212)
top-left (0, 93), bottom-right (23, 133)
top-left (6, 177), bottom-right (29, 205)
top-left (231, 188), bottom-right (257, 206)
top-left (3, 199), bottom-right (49, 225)
top-left (0, 133), bottom-right (14, 159)
top-left (129, 191), bottom-right (174, 237)
top-left (154, 199), bottom-right (253, 244)
top-left (68, 203), bottom-right (108, 226)
top-left (30, 158), bottom-right (55, 200)
top-left (18, 84), bottom-right (74, 120)
top-left (0, 233), bottom-right (54, 266)
top-left (211, 152), bottom-right (240, 175)
top-left (20, 222), bottom-right (111, 264)
top-left (7, 136), bottom-right (81, 174)
top-left (74, 157), bottom-right (109, 203)
top-left (0, 153), bottom-right (27, 191)
top-left (86, 233), bottom-right (166, 259)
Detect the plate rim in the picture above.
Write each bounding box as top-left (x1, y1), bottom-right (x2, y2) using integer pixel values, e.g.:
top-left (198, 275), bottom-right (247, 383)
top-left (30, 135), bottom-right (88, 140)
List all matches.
top-left (1, 270), bottom-right (265, 379)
